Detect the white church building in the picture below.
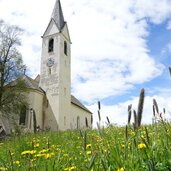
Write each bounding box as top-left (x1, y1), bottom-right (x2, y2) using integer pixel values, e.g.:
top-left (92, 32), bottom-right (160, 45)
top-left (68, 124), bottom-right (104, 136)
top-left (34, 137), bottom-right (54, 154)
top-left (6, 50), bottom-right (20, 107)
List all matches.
top-left (0, 0), bottom-right (92, 133)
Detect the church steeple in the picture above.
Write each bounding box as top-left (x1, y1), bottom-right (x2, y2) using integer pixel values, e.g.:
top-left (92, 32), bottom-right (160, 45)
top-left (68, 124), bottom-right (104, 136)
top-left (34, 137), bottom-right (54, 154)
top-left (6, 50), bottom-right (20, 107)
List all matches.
top-left (51, 0), bottom-right (65, 31)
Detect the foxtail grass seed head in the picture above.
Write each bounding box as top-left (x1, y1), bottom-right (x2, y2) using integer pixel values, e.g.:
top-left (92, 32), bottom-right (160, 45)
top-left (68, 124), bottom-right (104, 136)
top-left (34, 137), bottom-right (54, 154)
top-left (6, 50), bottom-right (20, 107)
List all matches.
top-left (160, 113), bottom-right (163, 120)
top-left (106, 116), bottom-right (110, 125)
top-left (169, 67), bottom-right (171, 76)
top-left (137, 88), bottom-right (145, 127)
top-left (163, 108), bottom-right (166, 114)
top-left (98, 110), bottom-right (101, 122)
top-left (128, 104), bottom-right (132, 125)
top-left (153, 99), bottom-right (159, 115)
top-left (98, 101), bottom-right (101, 110)
top-left (133, 110), bottom-right (137, 127)
top-left (153, 105), bottom-right (155, 117)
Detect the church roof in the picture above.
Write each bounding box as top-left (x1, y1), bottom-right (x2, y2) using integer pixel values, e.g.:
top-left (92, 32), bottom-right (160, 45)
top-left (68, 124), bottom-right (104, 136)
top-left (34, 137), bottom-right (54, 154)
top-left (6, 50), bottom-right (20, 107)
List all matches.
top-left (22, 75), bottom-right (44, 92)
top-left (71, 95), bottom-right (92, 114)
top-left (51, 0), bottom-right (65, 31)
top-left (8, 75), bottom-right (44, 93)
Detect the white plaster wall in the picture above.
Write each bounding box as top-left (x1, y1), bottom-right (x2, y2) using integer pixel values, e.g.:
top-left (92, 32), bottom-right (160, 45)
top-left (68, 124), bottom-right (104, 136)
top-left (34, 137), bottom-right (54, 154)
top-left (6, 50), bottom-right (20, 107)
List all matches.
top-left (70, 103), bottom-right (92, 129)
top-left (58, 32), bottom-right (71, 130)
top-left (28, 91), bottom-right (44, 129)
top-left (43, 96), bottom-right (59, 131)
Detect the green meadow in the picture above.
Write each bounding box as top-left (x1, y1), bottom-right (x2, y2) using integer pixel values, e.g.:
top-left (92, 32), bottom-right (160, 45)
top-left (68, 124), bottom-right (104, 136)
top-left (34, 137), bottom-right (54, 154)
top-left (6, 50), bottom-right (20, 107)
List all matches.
top-left (0, 120), bottom-right (171, 171)
top-left (0, 90), bottom-right (171, 171)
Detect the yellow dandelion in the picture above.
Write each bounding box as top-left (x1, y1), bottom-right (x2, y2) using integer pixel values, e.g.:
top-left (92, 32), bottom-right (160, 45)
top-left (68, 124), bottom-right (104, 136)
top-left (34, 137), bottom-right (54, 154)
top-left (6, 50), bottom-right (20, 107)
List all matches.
top-left (21, 150), bottom-right (36, 155)
top-left (34, 143), bottom-right (39, 148)
top-left (86, 151), bottom-right (91, 155)
top-left (56, 148), bottom-right (60, 151)
top-left (44, 153), bottom-right (54, 159)
top-left (34, 154), bottom-right (45, 158)
top-left (0, 167), bottom-right (8, 171)
top-left (138, 143), bottom-right (146, 149)
top-left (121, 144), bottom-right (125, 148)
top-left (64, 166), bottom-right (76, 171)
top-left (51, 145), bottom-right (55, 148)
top-left (117, 167), bottom-right (124, 171)
top-left (86, 144), bottom-right (91, 148)
top-left (13, 160), bottom-right (20, 165)
top-left (21, 150), bottom-right (31, 155)
top-left (39, 149), bottom-right (48, 153)
top-left (63, 153), bottom-right (68, 157)
top-left (84, 158), bottom-right (91, 162)
top-left (30, 150), bottom-right (36, 154)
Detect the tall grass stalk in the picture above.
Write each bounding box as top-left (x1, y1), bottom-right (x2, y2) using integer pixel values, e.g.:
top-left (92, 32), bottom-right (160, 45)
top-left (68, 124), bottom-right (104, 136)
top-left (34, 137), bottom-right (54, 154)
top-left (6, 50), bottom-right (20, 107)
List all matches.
top-left (137, 88), bottom-right (145, 128)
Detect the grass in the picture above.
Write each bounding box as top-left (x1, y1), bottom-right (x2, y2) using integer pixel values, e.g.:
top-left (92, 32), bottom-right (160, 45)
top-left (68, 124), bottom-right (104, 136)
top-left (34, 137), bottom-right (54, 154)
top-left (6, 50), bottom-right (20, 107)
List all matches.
top-left (0, 120), bottom-right (171, 171)
top-left (0, 89), bottom-right (171, 170)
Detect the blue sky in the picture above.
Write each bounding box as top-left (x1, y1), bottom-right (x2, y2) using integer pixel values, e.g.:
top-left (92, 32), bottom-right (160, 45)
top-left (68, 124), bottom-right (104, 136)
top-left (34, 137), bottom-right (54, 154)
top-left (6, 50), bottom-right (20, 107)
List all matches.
top-left (0, 0), bottom-right (171, 126)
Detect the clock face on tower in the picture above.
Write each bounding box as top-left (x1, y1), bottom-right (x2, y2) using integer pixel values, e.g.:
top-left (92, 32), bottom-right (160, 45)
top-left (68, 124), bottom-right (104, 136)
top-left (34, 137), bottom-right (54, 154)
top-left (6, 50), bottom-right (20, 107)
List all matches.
top-left (46, 58), bottom-right (55, 67)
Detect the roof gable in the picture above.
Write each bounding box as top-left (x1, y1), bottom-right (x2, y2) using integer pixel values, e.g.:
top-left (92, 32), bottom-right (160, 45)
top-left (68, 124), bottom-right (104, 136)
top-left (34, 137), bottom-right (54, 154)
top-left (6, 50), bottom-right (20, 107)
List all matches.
top-left (43, 19), bottom-right (60, 37)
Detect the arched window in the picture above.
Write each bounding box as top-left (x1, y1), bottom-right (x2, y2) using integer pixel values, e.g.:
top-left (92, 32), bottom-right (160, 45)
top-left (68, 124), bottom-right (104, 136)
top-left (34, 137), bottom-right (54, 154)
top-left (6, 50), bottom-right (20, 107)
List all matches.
top-left (48, 38), bottom-right (54, 52)
top-left (85, 117), bottom-right (88, 127)
top-left (19, 106), bottom-right (27, 125)
top-left (64, 41), bottom-right (67, 55)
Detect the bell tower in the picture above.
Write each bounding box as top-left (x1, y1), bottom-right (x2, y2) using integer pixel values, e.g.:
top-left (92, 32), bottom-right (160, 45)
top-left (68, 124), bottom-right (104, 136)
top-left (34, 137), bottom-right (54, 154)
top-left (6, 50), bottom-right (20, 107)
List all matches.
top-left (39, 0), bottom-right (71, 130)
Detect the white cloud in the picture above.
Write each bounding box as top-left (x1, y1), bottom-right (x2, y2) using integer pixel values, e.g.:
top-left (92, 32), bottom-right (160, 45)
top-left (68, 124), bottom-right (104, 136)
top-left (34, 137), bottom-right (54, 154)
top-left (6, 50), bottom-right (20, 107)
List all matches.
top-left (69, 0), bottom-right (170, 102)
top-left (167, 20), bottom-right (171, 30)
top-left (166, 43), bottom-right (171, 52)
top-left (134, 0), bottom-right (171, 24)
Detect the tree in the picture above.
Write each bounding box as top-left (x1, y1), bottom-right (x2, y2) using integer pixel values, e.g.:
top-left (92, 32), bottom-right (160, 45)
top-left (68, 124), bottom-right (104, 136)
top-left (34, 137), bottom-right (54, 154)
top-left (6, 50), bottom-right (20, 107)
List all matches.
top-left (0, 20), bottom-right (28, 133)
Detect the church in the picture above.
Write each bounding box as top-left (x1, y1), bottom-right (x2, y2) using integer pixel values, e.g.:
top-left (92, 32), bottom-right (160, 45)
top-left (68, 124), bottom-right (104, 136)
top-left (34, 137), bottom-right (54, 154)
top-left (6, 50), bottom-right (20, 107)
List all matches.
top-left (0, 0), bottom-right (92, 133)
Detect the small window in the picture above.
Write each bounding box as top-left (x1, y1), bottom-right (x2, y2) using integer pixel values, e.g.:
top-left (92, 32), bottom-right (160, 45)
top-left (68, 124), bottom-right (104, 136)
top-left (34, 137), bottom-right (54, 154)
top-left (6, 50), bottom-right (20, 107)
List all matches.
top-left (64, 41), bottom-right (67, 55)
top-left (19, 106), bottom-right (27, 125)
top-left (48, 38), bottom-right (54, 52)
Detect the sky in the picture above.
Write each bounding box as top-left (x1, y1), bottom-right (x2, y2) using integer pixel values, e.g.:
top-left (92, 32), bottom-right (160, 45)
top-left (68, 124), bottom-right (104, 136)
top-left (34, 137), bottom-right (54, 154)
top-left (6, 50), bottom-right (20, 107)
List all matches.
top-left (0, 0), bottom-right (171, 127)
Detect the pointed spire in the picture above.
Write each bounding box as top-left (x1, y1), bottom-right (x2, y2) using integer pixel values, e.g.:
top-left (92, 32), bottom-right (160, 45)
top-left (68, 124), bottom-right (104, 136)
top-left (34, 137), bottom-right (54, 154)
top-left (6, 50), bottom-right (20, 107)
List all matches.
top-left (51, 0), bottom-right (65, 31)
